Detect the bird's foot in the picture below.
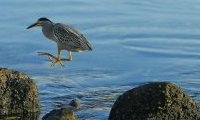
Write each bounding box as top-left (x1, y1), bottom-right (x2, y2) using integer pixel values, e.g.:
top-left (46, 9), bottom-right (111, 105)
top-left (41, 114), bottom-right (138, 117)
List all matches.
top-left (37, 51), bottom-right (72, 67)
top-left (51, 58), bottom-right (64, 67)
top-left (38, 52), bottom-right (63, 66)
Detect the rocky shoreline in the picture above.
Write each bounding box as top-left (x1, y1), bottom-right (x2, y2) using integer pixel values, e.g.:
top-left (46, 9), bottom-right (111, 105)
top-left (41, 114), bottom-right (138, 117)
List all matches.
top-left (0, 68), bottom-right (199, 120)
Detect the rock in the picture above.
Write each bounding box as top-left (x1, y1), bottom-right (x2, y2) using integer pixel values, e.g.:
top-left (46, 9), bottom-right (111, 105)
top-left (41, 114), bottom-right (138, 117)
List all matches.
top-left (69, 99), bottom-right (80, 110)
top-left (0, 112), bottom-right (39, 120)
top-left (42, 108), bottom-right (77, 120)
top-left (0, 68), bottom-right (40, 116)
top-left (60, 98), bottom-right (80, 111)
top-left (109, 82), bottom-right (200, 120)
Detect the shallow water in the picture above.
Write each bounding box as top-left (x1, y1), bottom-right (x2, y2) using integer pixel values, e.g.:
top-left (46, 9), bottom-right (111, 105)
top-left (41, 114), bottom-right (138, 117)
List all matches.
top-left (0, 0), bottom-right (200, 119)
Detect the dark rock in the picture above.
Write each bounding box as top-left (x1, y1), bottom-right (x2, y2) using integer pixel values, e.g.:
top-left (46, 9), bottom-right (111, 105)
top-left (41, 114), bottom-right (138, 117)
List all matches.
top-left (69, 99), bottom-right (80, 110)
top-left (0, 112), bottom-right (39, 120)
top-left (0, 68), bottom-right (40, 116)
top-left (42, 108), bottom-right (77, 120)
top-left (109, 82), bottom-right (200, 120)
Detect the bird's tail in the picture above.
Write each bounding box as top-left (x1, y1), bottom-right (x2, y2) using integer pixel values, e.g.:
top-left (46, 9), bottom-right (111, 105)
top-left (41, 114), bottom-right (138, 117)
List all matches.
top-left (86, 41), bottom-right (93, 51)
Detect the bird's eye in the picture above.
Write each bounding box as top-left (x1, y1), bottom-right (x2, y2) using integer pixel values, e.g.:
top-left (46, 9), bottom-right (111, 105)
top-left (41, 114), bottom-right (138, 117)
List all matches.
top-left (38, 20), bottom-right (43, 23)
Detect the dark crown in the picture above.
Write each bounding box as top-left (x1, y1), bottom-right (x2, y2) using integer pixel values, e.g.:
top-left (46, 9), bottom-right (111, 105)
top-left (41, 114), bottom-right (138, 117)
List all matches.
top-left (38, 17), bottom-right (50, 21)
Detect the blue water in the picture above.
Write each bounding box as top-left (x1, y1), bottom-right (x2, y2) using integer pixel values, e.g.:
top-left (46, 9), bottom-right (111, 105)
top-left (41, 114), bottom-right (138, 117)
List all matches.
top-left (0, 0), bottom-right (200, 119)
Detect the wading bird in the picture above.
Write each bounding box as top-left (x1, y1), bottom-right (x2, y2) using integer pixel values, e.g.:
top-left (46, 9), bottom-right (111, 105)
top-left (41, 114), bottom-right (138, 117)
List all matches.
top-left (27, 17), bottom-right (93, 66)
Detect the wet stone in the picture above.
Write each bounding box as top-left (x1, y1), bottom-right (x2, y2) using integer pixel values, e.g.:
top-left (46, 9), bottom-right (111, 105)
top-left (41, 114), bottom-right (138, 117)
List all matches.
top-left (42, 108), bottom-right (77, 120)
top-left (69, 99), bottom-right (80, 110)
top-left (0, 68), bottom-right (40, 116)
top-left (109, 82), bottom-right (200, 120)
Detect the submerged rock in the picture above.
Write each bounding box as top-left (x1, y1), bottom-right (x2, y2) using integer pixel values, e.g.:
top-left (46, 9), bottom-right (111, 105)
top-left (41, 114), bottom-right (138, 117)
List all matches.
top-left (59, 98), bottom-right (81, 111)
top-left (109, 82), bottom-right (200, 120)
top-left (42, 108), bottom-right (77, 120)
top-left (0, 68), bottom-right (40, 116)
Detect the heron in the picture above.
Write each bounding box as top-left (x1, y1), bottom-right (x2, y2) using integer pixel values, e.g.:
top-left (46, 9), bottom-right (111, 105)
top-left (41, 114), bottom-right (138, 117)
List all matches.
top-left (27, 17), bottom-right (93, 66)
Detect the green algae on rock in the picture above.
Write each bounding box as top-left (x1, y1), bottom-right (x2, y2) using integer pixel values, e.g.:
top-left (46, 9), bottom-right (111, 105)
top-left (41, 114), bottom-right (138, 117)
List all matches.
top-left (109, 82), bottom-right (200, 120)
top-left (0, 68), bottom-right (40, 116)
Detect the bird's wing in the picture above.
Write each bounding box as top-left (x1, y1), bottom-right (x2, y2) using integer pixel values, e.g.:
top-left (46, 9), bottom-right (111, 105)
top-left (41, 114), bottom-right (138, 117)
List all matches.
top-left (53, 23), bottom-right (93, 50)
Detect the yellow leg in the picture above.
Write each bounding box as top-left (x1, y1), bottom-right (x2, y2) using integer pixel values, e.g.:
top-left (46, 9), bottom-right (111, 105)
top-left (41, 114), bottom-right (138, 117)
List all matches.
top-left (68, 51), bottom-right (72, 61)
top-left (38, 50), bottom-right (72, 67)
top-left (59, 51), bottom-right (72, 61)
top-left (51, 49), bottom-right (64, 66)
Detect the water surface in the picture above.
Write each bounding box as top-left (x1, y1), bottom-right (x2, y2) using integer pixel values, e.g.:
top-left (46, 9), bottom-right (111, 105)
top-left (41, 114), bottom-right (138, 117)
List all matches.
top-left (0, 0), bottom-right (200, 119)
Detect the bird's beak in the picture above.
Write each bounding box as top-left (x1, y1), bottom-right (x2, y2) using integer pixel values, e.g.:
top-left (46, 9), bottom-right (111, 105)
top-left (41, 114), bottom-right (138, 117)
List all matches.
top-left (27, 22), bottom-right (39, 29)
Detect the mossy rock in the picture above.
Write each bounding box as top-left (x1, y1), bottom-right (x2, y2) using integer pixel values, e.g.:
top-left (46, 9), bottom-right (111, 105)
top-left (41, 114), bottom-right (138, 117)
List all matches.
top-left (109, 82), bottom-right (200, 120)
top-left (0, 68), bottom-right (40, 116)
top-left (42, 108), bottom-right (77, 120)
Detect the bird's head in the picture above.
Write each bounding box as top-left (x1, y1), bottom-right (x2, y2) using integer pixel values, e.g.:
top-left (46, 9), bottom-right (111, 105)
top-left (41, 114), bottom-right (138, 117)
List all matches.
top-left (27, 17), bottom-right (52, 29)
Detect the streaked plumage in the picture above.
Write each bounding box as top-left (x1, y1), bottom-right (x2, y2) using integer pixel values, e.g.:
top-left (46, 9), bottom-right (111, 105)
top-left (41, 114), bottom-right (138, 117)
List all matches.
top-left (53, 23), bottom-right (92, 52)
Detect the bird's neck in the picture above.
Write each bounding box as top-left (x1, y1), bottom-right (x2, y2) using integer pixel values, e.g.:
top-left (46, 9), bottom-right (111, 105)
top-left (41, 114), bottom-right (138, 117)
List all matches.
top-left (42, 22), bottom-right (55, 40)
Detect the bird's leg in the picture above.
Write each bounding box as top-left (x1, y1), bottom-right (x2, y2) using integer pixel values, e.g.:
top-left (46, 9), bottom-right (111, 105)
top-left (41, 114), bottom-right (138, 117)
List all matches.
top-left (51, 49), bottom-right (64, 67)
top-left (38, 50), bottom-right (72, 66)
top-left (59, 51), bottom-right (72, 61)
top-left (68, 51), bottom-right (72, 61)
top-left (38, 52), bottom-right (57, 62)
